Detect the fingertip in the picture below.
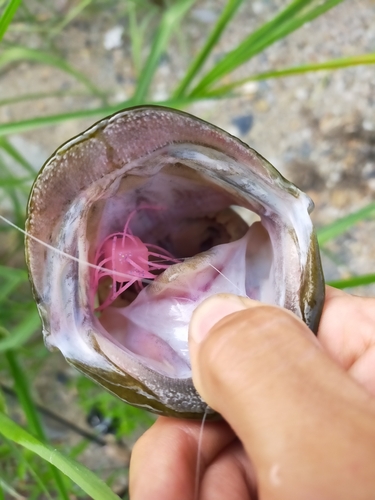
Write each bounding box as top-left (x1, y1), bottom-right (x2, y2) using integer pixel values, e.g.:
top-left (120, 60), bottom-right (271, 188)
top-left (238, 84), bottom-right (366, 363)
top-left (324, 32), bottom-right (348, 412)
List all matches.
top-left (189, 294), bottom-right (260, 405)
top-left (189, 294), bottom-right (258, 344)
top-left (188, 301), bottom-right (323, 440)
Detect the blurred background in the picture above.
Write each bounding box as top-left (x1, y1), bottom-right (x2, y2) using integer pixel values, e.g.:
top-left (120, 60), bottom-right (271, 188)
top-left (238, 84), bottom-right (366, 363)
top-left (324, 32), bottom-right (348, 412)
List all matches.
top-left (0, 0), bottom-right (374, 498)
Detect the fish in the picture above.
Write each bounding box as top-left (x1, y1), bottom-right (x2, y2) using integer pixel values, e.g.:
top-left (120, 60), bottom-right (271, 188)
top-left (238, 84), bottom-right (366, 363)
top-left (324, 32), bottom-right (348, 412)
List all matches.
top-left (25, 105), bottom-right (325, 419)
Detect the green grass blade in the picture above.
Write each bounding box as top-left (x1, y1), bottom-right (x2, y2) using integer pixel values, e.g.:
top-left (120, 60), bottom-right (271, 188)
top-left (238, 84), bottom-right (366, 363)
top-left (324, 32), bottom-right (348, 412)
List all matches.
top-left (0, 95), bottom-right (203, 136)
top-left (317, 202), bottom-right (375, 246)
top-left (0, 90), bottom-right (94, 108)
top-left (190, 0), bottom-right (344, 95)
top-left (0, 164), bottom-right (26, 226)
top-left (203, 53), bottom-right (375, 96)
top-left (0, 326), bottom-right (10, 340)
top-left (0, 307), bottom-right (40, 352)
top-left (3, 437), bottom-right (54, 500)
top-left (173, 0), bottom-right (244, 97)
top-left (253, 52), bottom-right (375, 78)
top-left (0, 137), bottom-right (35, 174)
top-left (0, 412), bottom-right (120, 500)
top-left (0, 271), bottom-right (23, 302)
top-left (328, 274), bottom-right (375, 289)
top-left (0, 176), bottom-right (33, 186)
top-left (128, 3), bottom-right (143, 76)
top-left (0, 0), bottom-right (21, 42)
top-left (5, 351), bottom-right (46, 440)
top-left (0, 104), bottom-right (131, 136)
top-left (48, 0), bottom-right (93, 38)
top-left (5, 351), bottom-right (69, 500)
top-left (0, 384), bottom-right (6, 413)
top-left (0, 479), bottom-right (5, 500)
top-left (133, 0), bottom-right (196, 101)
top-left (128, 3), bottom-right (157, 77)
top-left (189, 0), bottom-right (313, 95)
top-left (0, 265), bottom-right (27, 280)
top-left (0, 472), bottom-right (24, 500)
top-left (0, 189), bottom-right (24, 227)
top-left (0, 47), bottom-right (105, 100)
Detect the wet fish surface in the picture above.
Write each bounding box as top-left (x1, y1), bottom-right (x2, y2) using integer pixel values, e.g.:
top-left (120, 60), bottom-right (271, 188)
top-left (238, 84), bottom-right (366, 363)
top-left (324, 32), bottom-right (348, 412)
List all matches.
top-left (26, 105), bottom-right (325, 419)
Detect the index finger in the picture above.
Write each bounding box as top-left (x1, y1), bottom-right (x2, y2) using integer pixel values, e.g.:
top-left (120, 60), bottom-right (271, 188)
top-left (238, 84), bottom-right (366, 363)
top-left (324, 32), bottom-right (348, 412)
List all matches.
top-left (318, 285), bottom-right (375, 395)
top-left (129, 416), bottom-right (235, 500)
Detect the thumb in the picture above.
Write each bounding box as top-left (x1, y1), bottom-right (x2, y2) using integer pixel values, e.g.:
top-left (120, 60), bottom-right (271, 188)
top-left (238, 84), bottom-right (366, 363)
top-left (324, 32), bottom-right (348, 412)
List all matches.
top-left (189, 293), bottom-right (321, 429)
top-left (189, 294), bottom-right (375, 499)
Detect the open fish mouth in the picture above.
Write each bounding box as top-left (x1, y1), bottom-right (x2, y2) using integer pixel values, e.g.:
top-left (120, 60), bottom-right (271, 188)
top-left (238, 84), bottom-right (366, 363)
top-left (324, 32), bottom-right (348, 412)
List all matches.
top-left (26, 106), bottom-right (324, 419)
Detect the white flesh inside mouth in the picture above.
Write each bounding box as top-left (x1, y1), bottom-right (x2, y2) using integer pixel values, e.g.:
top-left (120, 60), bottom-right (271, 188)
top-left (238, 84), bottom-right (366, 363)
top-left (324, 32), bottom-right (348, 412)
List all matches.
top-left (42, 144), bottom-right (313, 384)
top-left (90, 167), bottom-right (273, 379)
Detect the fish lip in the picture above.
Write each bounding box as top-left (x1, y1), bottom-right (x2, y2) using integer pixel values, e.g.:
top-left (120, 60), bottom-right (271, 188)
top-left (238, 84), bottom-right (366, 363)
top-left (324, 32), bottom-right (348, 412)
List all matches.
top-left (25, 105), bottom-right (325, 418)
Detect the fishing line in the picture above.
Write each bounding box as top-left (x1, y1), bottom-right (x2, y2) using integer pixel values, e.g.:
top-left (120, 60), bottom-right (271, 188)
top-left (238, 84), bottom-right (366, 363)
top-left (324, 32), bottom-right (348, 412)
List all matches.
top-left (0, 214), bottom-right (248, 298)
top-left (194, 405), bottom-right (210, 500)
top-left (208, 262), bottom-right (250, 299)
top-left (0, 214), bottom-right (155, 284)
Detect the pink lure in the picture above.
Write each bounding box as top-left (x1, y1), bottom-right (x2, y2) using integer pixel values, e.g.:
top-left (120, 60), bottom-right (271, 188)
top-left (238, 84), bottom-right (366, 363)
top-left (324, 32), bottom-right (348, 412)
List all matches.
top-left (102, 235), bottom-right (151, 281)
top-left (93, 207), bottom-right (180, 310)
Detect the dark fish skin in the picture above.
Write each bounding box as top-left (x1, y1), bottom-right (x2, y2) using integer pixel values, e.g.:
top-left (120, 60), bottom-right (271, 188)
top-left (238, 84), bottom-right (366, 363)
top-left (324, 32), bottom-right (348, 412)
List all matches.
top-left (26, 106), bottom-right (325, 419)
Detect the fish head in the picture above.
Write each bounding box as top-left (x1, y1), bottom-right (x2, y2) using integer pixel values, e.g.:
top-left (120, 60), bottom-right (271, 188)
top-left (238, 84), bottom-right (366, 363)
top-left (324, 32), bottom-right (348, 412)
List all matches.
top-left (26, 106), bottom-right (325, 419)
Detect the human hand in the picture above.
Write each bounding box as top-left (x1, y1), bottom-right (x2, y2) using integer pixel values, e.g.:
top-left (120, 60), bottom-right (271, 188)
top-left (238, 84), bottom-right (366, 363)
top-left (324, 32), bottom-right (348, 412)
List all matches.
top-left (129, 287), bottom-right (375, 500)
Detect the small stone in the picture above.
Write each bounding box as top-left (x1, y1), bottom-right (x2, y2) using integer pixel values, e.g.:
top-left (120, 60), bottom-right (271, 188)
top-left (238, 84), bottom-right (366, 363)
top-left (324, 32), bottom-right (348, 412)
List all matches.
top-left (252, 1), bottom-right (264, 14)
top-left (231, 114), bottom-right (254, 135)
top-left (103, 26), bottom-right (124, 50)
top-left (362, 162), bottom-right (375, 178)
top-left (241, 81), bottom-right (259, 95)
top-left (113, 90), bottom-right (128, 103)
top-left (191, 8), bottom-right (218, 24)
top-left (152, 88), bottom-right (168, 101)
top-left (255, 99), bottom-right (269, 112)
top-left (363, 120), bottom-right (375, 131)
top-left (295, 87), bottom-right (308, 100)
